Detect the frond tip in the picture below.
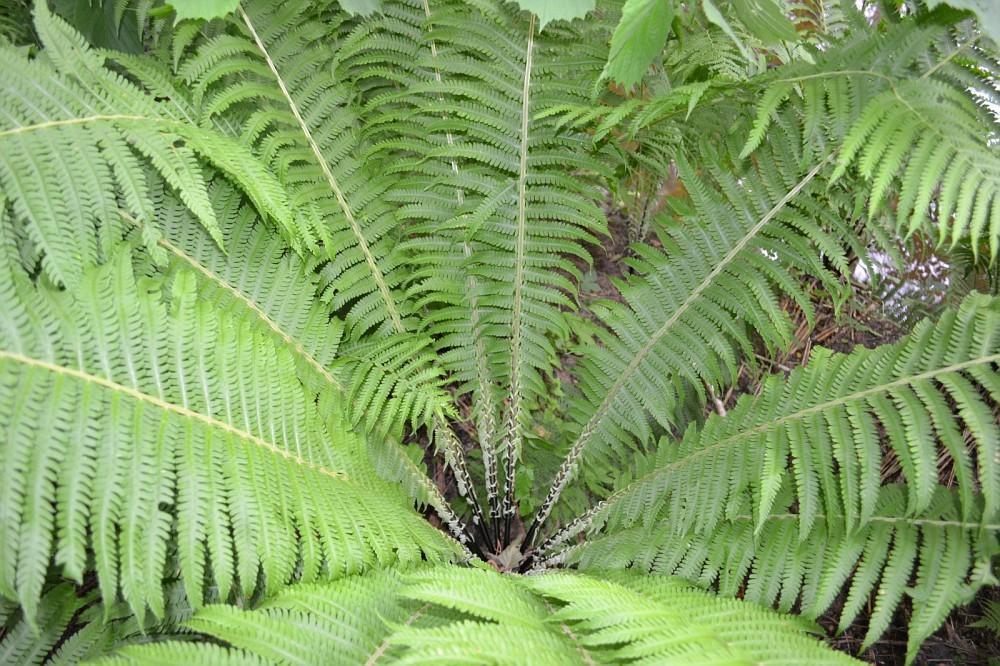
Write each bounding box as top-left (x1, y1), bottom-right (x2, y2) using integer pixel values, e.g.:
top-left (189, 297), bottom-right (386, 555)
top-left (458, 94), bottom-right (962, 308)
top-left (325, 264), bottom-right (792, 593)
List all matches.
top-left (0, 3), bottom-right (294, 288)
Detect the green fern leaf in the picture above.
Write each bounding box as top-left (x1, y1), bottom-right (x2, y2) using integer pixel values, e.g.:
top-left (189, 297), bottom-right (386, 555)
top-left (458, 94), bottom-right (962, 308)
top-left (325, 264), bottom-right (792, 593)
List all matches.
top-left (0, 229), bottom-right (458, 623)
top-left (0, 3), bottom-right (296, 287)
top-left (544, 295), bottom-right (1000, 650)
top-left (98, 565), bottom-right (859, 664)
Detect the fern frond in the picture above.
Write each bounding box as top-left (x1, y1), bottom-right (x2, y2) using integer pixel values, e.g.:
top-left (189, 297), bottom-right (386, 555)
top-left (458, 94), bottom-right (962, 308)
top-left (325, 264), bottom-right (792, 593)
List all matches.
top-left (529, 130), bottom-right (857, 537)
top-left (0, 3), bottom-right (295, 288)
top-left (0, 231), bottom-right (458, 624)
top-left (166, 0), bottom-right (412, 338)
top-left (99, 565), bottom-right (859, 664)
top-left (137, 179), bottom-right (476, 547)
top-left (971, 600), bottom-right (1000, 638)
top-left (568, 487), bottom-right (997, 662)
top-left (160, 5), bottom-right (484, 535)
top-left (358, 0), bottom-right (611, 529)
top-left (0, 584), bottom-right (93, 661)
top-left (741, 18), bottom-right (1000, 257)
top-left (133, 182), bottom-right (343, 393)
top-left (0, 578), bottom-right (195, 663)
top-left (541, 294), bottom-right (1000, 653)
top-left (169, 4), bottom-right (480, 525)
top-left (0, 0), bottom-right (32, 44)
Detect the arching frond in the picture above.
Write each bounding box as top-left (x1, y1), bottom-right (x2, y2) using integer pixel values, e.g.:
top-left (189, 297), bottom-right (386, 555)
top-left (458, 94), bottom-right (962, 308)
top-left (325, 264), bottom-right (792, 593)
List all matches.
top-left (140, 181), bottom-right (344, 395)
top-left (0, 229), bottom-right (458, 625)
top-left (0, 4), bottom-right (294, 288)
top-left (99, 565), bottom-right (858, 664)
top-left (139, 178), bottom-right (474, 547)
top-left (529, 128), bottom-right (858, 536)
top-left (571, 487), bottom-right (997, 664)
top-left (540, 294), bottom-right (1000, 656)
top-left (166, 0), bottom-right (410, 338)
top-left (741, 18), bottom-right (1000, 258)
top-left (159, 4), bottom-right (483, 534)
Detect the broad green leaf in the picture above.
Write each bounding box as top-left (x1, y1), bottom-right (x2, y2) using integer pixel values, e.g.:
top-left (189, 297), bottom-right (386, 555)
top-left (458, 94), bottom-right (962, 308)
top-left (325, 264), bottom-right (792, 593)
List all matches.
top-left (339, 0), bottom-right (383, 16)
top-left (602, 0), bottom-right (674, 89)
top-left (926, 0), bottom-right (1000, 43)
top-left (733, 0), bottom-right (796, 44)
top-left (510, 0), bottom-right (596, 28)
top-left (169, 0), bottom-right (241, 22)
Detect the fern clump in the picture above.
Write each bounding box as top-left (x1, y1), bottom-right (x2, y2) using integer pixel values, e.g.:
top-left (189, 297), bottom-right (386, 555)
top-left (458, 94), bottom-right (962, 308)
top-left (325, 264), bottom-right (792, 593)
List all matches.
top-left (0, 0), bottom-right (998, 663)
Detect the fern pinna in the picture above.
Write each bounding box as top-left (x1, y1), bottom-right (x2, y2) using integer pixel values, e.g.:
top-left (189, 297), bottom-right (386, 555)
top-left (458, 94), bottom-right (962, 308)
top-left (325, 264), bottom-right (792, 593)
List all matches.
top-left (0, 0), bottom-right (998, 664)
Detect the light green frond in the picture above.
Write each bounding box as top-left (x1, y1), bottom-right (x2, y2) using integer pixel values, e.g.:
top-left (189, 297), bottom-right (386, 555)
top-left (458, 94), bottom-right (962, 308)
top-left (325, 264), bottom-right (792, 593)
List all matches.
top-left (159, 3), bottom-right (466, 501)
top-left (167, 0), bottom-right (412, 339)
top-left (356, 0), bottom-right (612, 526)
top-left (337, 333), bottom-right (454, 436)
top-left (98, 564), bottom-right (857, 664)
top-left (0, 4), bottom-right (295, 288)
top-left (741, 19), bottom-right (1000, 258)
top-left (138, 179), bottom-right (472, 546)
top-left (139, 181), bottom-right (344, 394)
top-left (0, 233), bottom-right (458, 624)
top-left (570, 487), bottom-right (997, 662)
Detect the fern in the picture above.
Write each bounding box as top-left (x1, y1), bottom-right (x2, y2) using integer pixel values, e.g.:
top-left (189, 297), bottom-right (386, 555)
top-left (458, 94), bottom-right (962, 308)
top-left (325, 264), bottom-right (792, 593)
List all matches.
top-left (0, 4), bottom-right (295, 288)
top-left (527, 128), bottom-right (859, 535)
top-left (539, 294), bottom-right (999, 661)
top-left (0, 216), bottom-right (458, 624)
top-left (165, 0), bottom-right (409, 337)
top-left (740, 17), bottom-right (1000, 257)
top-left (0, 579), bottom-right (195, 663)
top-left (129, 178), bottom-right (476, 547)
top-left (91, 565), bottom-right (858, 664)
top-left (356, 0), bottom-right (613, 536)
top-left (971, 599), bottom-right (1000, 638)
top-left (1, 0), bottom-right (998, 663)
top-left (149, 1), bottom-right (476, 499)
